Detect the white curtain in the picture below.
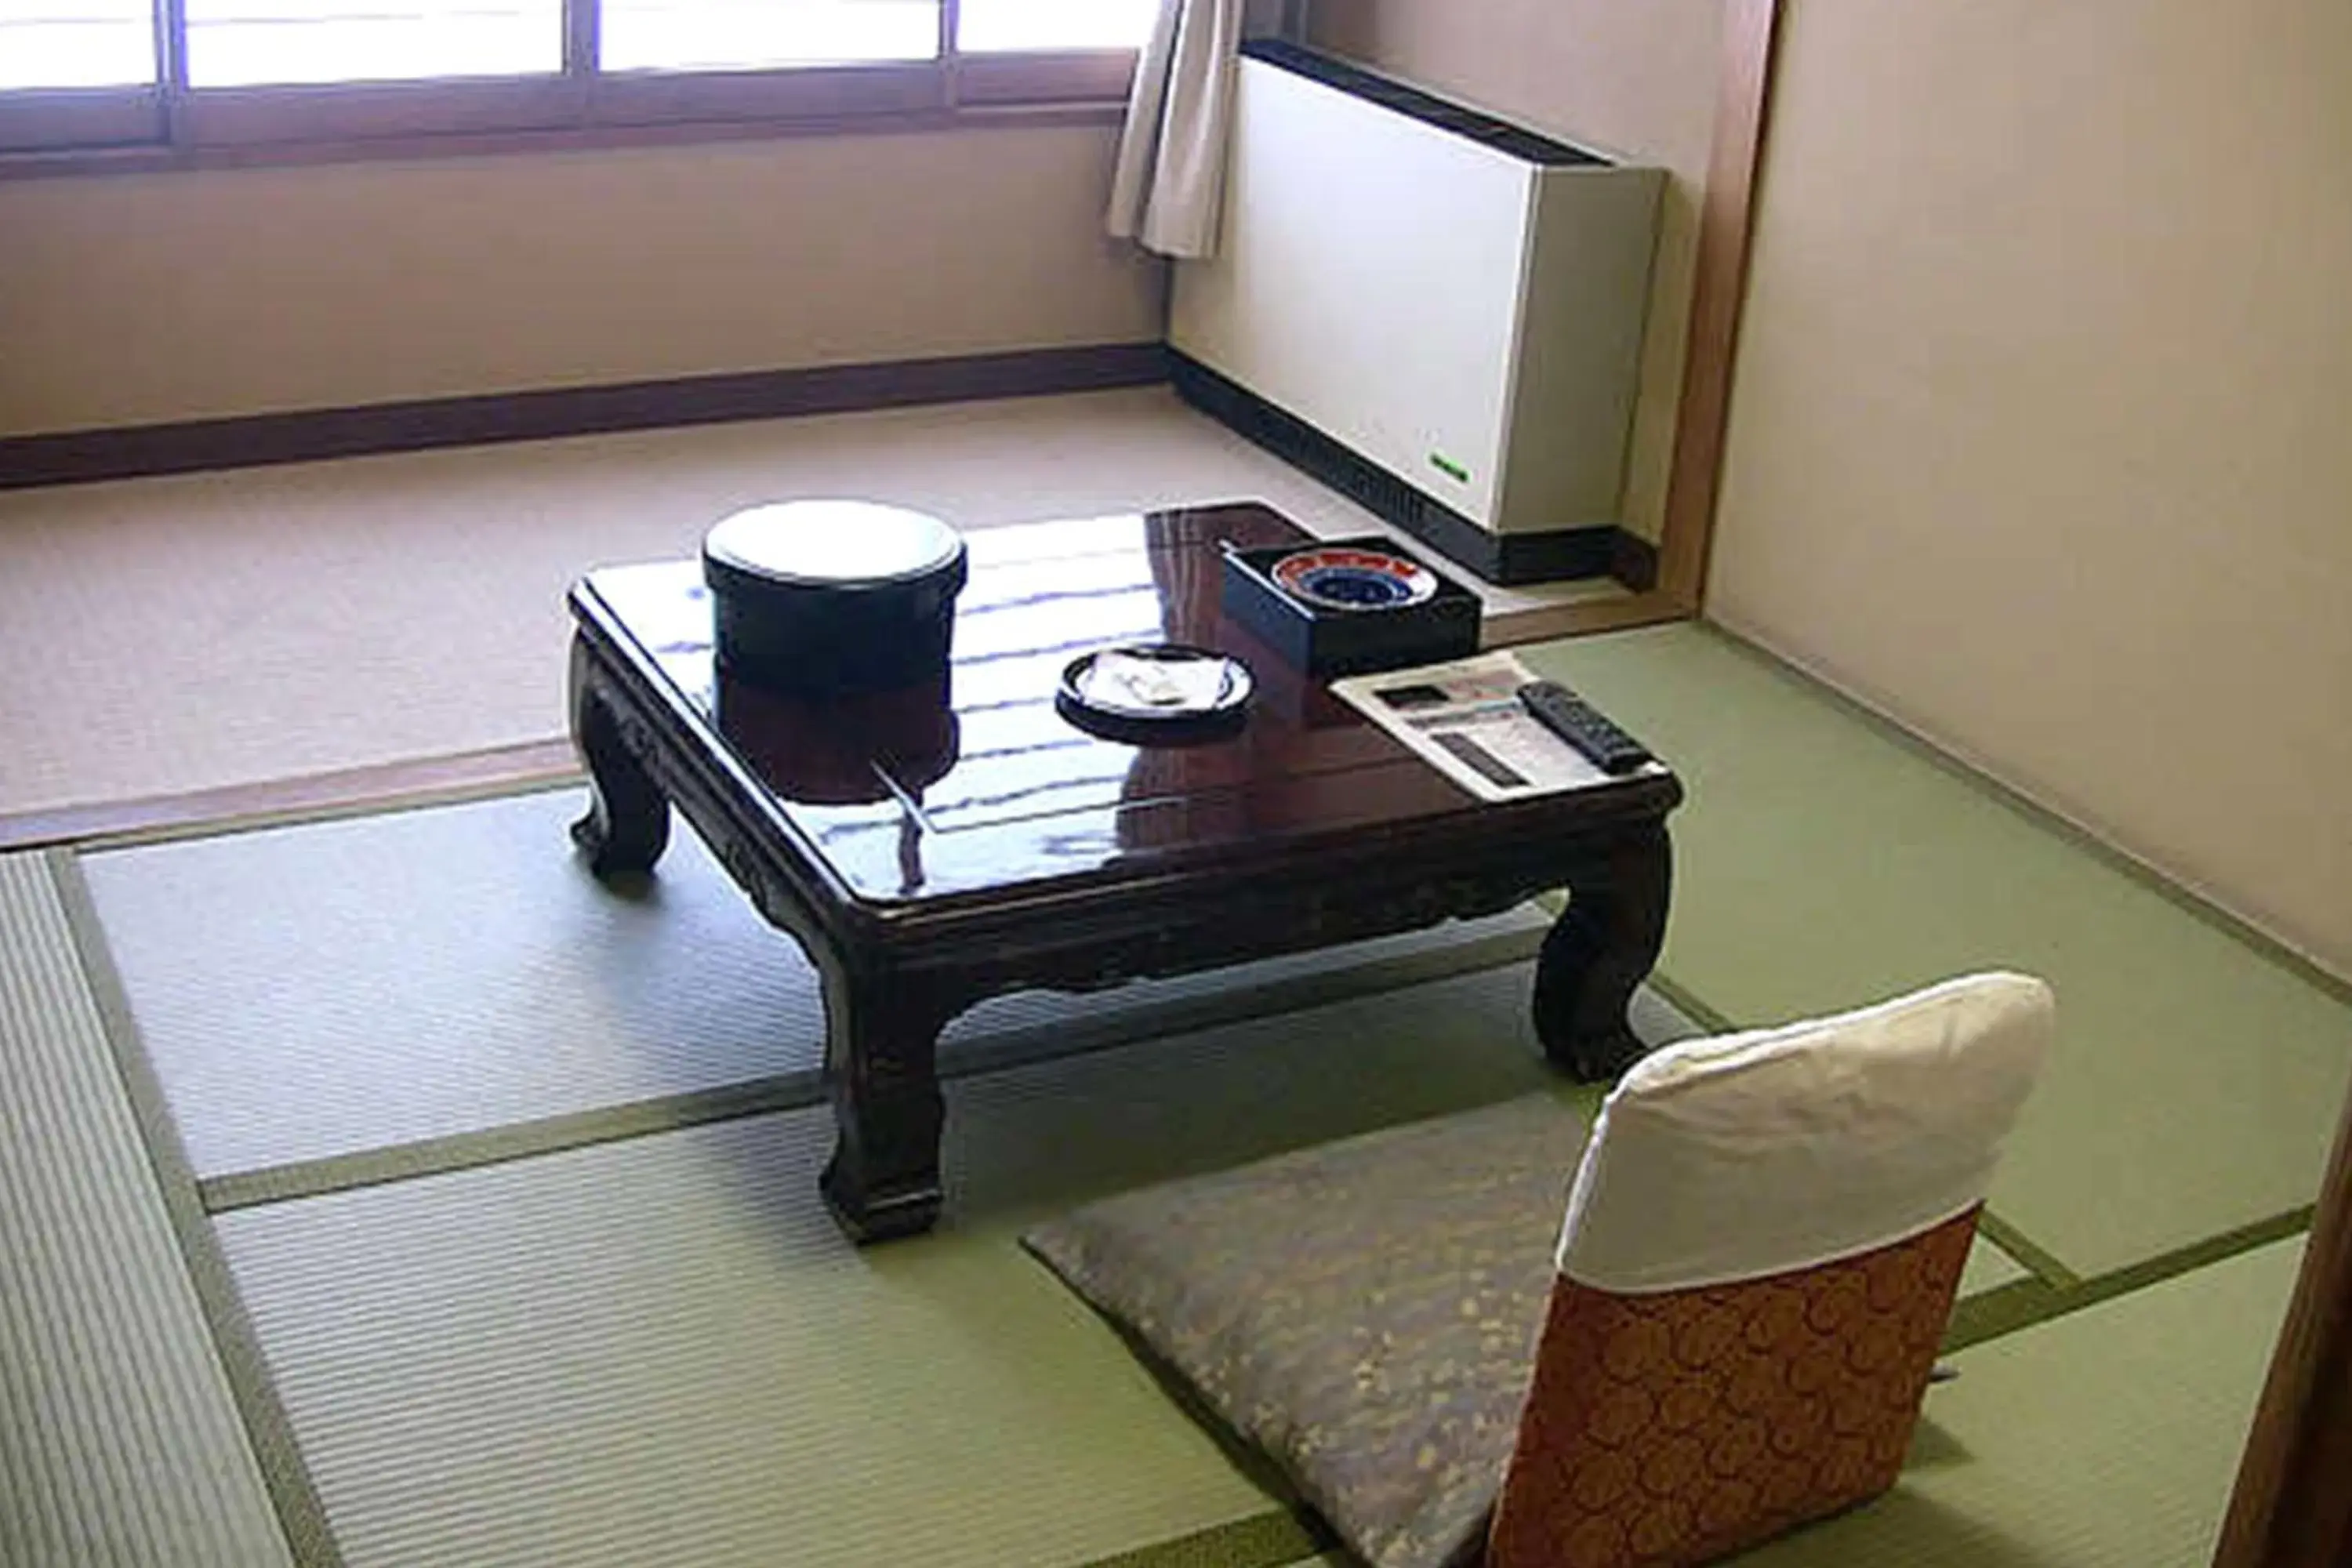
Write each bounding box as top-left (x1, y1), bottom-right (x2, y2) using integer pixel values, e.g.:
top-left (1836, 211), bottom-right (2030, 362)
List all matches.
top-left (1106, 0), bottom-right (1247, 260)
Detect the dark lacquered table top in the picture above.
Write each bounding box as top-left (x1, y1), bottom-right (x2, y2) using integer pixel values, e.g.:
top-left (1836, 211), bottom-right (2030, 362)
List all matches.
top-left (576, 503), bottom-right (1654, 909)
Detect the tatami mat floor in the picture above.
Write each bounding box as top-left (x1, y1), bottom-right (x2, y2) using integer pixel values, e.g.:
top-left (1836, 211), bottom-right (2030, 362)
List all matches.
top-left (77, 788), bottom-right (1560, 1189)
top-left (14, 832), bottom-right (1691, 1568)
top-left (210, 1002), bottom-right (1604, 1568)
top-left (0, 855), bottom-right (292, 1568)
top-left (2, 430), bottom-right (2345, 1566)
top-left (27, 633), bottom-right (2339, 1563)
top-left (1526, 628), bottom-right (2352, 1283)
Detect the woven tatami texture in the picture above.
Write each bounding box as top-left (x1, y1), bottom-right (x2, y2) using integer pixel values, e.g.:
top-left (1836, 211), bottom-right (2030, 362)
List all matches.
top-left (82, 788), bottom-right (1551, 1183)
top-left (0, 852), bottom-right (292, 1568)
top-left (197, 939), bottom-right (2060, 1568)
top-left (1526, 624), bottom-right (2352, 1279)
top-left (211, 964), bottom-right (1655, 1568)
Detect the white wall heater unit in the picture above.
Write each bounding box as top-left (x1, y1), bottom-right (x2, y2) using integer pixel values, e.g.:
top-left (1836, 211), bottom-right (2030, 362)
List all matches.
top-left (1170, 42), bottom-right (1665, 586)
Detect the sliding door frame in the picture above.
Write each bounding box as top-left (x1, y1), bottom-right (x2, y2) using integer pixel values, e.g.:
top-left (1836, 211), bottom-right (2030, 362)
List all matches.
top-left (2215, 1073), bottom-right (2352, 1566)
top-left (1652, 0), bottom-right (1781, 616)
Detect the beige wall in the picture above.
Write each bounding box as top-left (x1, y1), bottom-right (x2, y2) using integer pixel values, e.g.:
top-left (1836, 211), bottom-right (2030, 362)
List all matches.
top-left (1711, 0), bottom-right (2352, 978)
top-left (1308, 0), bottom-right (1724, 544)
top-left (0, 124), bottom-right (1163, 436)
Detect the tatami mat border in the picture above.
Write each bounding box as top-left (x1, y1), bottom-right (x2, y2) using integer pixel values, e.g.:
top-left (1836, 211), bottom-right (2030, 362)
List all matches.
top-left (196, 924), bottom-right (1553, 1212)
top-left (1076, 1509), bottom-right (1334, 1568)
top-left (1639, 969), bottom-right (1736, 1036)
top-left (1977, 1210), bottom-right (2083, 1292)
top-left (1946, 1204), bottom-right (2316, 1355)
top-left (48, 848), bottom-right (347, 1568)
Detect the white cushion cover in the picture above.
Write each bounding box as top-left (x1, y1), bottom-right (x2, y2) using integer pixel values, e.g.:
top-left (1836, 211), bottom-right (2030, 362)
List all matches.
top-left (1556, 971), bottom-right (2054, 1293)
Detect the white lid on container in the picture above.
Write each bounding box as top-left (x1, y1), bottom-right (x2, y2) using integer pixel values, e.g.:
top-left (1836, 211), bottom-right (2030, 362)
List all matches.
top-left (704, 500), bottom-right (964, 588)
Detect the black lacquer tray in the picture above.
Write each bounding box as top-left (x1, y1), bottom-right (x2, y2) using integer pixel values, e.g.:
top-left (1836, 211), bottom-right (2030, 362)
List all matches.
top-left (1220, 535), bottom-right (1483, 678)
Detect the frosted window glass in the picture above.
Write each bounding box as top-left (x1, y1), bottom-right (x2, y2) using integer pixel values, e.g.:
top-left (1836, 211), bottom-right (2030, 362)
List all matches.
top-left (182, 0), bottom-right (561, 88)
top-left (957, 0), bottom-right (1154, 53)
top-left (0, 0), bottom-right (155, 89)
top-left (601, 0), bottom-right (938, 74)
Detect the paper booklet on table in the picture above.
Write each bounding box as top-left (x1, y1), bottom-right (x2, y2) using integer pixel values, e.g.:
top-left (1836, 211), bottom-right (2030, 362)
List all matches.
top-left (1330, 651), bottom-right (1644, 803)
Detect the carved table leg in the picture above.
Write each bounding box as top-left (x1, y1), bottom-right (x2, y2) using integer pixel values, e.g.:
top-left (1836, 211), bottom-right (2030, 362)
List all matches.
top-left (568, 635), bottom-right (671, 877)
top-left (1534, 822), bottom-right (1673, 1080)
top-left (819, 964), bottom-right (960, 1243)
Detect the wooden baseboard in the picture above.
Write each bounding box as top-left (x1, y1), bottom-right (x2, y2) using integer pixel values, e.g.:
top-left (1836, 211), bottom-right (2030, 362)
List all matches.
top-left (0, 342), bottom-right (1170, 492)
top-left (1482, 589), bottom-right (1693, 650)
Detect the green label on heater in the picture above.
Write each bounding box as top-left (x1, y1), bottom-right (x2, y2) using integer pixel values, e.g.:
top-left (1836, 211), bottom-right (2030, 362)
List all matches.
top-left (1428, 452), bottom-right (1471, 485)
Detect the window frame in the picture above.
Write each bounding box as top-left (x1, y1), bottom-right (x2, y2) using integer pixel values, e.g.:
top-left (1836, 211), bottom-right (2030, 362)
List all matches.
top-left (0, 0), bottom-right (1141, 171)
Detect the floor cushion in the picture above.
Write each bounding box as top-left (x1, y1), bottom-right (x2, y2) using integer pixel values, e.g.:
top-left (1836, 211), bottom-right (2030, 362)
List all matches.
top-left (1022, 1093), bottom-right (1592, 1568)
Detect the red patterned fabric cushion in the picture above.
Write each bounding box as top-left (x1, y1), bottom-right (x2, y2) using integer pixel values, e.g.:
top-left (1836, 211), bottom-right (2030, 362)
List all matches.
top-left (1487, 1208), bottom-right (1980, 1568)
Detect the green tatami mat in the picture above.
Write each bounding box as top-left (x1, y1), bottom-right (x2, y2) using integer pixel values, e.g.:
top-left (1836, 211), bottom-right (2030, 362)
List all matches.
top-left (209, 971), bottom-right (1606, 1568)
top-left (0, 854), bottom-right (292, 1568)
top-left (223, 1111), bottom-right (1290, 1568)
top-left (1957, 1233), bottom-right (2027, 1296)
top-left (1523, 623), bottom-right (2352, 1278)
top-left (81, 788), bottom-right (1548, 1182)
top-left (206, 958), bottom-right (2023, 1568)
top-left (1740, 1235), bottom-right (2302, 1566)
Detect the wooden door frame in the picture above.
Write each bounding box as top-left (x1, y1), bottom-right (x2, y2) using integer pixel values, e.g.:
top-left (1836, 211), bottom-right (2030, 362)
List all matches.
top-left (2213, 1070), bottom-right (2352, 1566)
top-left (1653, 0), bottom-right (1782, 614)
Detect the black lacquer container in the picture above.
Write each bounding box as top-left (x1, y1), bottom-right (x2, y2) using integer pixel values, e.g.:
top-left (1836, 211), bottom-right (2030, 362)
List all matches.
top-left (1219, 535), bottom-right (1482, 678)
top-left (702, 500), bottom-right (968, 695)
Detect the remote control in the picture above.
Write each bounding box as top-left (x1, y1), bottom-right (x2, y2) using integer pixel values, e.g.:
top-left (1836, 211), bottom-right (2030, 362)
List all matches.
top-left (1516, 681), bottom-right (1653, 774)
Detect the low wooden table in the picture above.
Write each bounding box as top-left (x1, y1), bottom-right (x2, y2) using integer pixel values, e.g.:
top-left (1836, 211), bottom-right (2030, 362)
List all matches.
top-left (567, 503), bottom-right (1682, 1241)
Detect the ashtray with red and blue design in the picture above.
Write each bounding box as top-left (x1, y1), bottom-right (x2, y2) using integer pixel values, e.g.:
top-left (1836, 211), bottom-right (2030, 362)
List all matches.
top-left (1270, 546), bottom-right (1442, 612)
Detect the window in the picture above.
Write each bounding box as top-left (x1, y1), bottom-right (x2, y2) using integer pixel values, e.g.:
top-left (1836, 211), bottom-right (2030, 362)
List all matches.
top-left (184, 1), bottom-right (564, 87)
top-left (602, 0), bottom-right (938, 74)
top-left (1, 1), bottom-right (154, 89)
top-left (0, 0), bottom-right (1154, 159)
top-left (958, 0), bottom-right (1155, 53)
